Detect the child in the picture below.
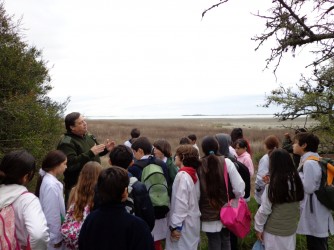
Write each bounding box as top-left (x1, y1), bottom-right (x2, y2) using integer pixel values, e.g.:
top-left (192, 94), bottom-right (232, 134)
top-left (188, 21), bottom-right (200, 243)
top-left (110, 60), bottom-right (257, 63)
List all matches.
top-left (255, 135), bottom-right (280, 206)
top-left (109, 144), bottom-right (155, 231)
top-left (130, 137), bottom-right (169, 250)
top-left (153, 139), bottom-right (178, 186)
top-left (36, 150), bottom-right (67, 250)
top-left (255, 149), bottom-right (304, 249)
top-left (78, 166), bottom-right (154, 250)
top-left (230, 128), bottom-right (252, 155)
top-left (198, 136), bottom-right (245, 250)
top-left (294, 132), bottom-right (334, 249)
top-left (0, 150), bottom-right (49, 249)
top-left (165, 145), bottom-right (201, 250)
top-left (61, 161), bottom-right (102, 250)
top-left (235, 138), bottom-right (254, 176)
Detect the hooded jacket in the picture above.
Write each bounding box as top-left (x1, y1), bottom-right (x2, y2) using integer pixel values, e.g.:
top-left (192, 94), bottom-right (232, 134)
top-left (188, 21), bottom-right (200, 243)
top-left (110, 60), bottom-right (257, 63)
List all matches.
top-left (0, 184), bottom-right (49, 249)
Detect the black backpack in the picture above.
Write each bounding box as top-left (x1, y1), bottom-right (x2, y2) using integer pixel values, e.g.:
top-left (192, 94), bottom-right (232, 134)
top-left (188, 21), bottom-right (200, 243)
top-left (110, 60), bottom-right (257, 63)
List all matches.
top-left (227, 156), bottom-right (251, 199)
top-left (304, 156), bottom-right (334, 211)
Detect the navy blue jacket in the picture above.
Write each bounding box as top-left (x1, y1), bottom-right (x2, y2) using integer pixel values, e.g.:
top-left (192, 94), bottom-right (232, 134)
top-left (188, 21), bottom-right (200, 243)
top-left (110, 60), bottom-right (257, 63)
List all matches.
top-left (130, 177), bottom-right (155, 231)
top-left (79, 203), bottom-right (154, 250)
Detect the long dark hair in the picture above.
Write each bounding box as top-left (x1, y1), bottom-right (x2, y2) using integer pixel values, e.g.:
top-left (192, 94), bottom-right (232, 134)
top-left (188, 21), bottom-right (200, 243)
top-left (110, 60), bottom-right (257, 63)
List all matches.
top-left (0, 150), bottom-right (36, 185)
top-left (35, 150), bottom-right (67, 197)
top-left (268, 149), bottom-right (304, 204)
top-left (200, 136), bottom-right (228, 209)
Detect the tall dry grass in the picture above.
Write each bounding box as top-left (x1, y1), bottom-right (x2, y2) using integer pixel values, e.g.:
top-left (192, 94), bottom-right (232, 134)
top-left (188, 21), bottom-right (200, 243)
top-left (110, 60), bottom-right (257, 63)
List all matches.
top-left (88, 118), bottom-right (293, 167)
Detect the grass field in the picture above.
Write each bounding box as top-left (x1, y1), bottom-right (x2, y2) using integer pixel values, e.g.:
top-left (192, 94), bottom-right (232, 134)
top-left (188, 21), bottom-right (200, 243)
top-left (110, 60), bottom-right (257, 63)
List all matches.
top-left (83, 117), bottom-right (332, 250)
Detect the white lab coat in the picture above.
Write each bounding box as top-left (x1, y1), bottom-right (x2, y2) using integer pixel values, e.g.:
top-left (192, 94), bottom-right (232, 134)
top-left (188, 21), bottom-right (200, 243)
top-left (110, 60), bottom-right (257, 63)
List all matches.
top-left (165, 171), bottom-right (201, 250)
top-left (39, 173), bottom-right (66, 250)
top-left (296, 152), bottom-right (334, 237)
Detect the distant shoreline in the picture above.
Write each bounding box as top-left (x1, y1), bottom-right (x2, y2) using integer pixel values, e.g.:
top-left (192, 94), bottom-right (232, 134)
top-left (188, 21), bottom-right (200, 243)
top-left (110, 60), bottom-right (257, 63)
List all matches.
top-left (85, 114), bottom-right (277, 120)
top-left (87, 116), bottom-right (316, 130)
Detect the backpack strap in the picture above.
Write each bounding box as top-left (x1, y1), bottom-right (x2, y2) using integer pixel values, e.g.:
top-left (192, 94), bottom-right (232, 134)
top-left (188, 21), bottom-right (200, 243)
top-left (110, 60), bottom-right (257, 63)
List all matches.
top-left (306, 155), bottom-right (320, 162)
top-left (303, 156), bottom-right (320, 214)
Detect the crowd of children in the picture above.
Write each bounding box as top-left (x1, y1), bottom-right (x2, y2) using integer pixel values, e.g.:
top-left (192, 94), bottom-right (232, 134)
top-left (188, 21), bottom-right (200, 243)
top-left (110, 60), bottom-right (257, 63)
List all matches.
top-left (1, 114), bottom-right (334, 250)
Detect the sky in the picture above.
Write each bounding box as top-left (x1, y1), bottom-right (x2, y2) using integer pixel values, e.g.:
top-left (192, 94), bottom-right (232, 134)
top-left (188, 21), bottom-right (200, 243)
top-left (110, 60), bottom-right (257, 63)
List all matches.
top-left (4, 0), bottom-right (314, 118)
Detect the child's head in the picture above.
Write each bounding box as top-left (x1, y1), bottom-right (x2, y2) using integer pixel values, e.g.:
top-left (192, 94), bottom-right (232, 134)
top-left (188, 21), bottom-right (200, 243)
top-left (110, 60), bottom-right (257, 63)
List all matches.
top-left (293, 132), bottom-right (319, 155)
top-left (268, 149), bottom-right (304, 204)
top-left (175, 144), bottom-right (200, 169)
top-left (153, 139), bottom-right (172, 159)
top-left (235, 139), bottom-right (248, 156)
top-left (35, 150), bottom-right (67, 197)
top-left (109, 145), bottom-right (133, 169)
top-left (179, 137), bottom-right (191, 145)
top-left (0, 150), bottom-right (36, 185)
top-left (264, 135), bottom-right (280, 154)
top-left (41, 150), bottom-right (67, 175)
top-left (230, 128), bottom-right (243, 143)
top-left (187, 134), bottom-right (197, 145)
top-left (130, 128), bottom-right (140, 139)
top-left (97, 167), bottom-right (129, 204)
top-left (201, 135), bottom-right (219, 156)
top-left (69, 161), bottom-right (102, 215)
top-left (215, 133), bottom-right (232, 157)
top-left (131, 137), bottom-right (152, 159)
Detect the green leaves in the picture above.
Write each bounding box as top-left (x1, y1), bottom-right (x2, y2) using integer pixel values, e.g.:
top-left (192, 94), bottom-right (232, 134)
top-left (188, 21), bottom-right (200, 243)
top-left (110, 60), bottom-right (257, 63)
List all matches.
top-left (0, 3), bottom-right (67, 161)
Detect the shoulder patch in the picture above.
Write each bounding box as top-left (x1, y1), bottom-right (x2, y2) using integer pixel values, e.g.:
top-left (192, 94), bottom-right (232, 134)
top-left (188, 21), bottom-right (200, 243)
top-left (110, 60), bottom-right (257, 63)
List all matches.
top-left (61, 135), bottom-right (72, 144)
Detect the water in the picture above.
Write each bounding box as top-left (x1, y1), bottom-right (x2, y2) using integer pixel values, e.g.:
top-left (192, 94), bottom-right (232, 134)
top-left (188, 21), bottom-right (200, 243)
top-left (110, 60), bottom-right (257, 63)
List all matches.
top-left (86, 114), bottom-right (276, 120)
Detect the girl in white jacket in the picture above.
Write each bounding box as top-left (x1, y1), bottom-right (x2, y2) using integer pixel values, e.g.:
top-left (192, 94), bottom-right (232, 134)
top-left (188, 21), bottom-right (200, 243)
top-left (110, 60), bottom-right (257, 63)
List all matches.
top-left (0, 150), bottom-right (49, 249)
top-left (165, 144), bottom-right (201, 250)
top-left (35, 150), bottom-right (67, 250)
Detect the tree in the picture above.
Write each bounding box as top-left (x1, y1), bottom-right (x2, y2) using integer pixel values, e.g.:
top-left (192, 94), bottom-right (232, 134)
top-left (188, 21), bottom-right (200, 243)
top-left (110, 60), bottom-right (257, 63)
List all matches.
top-left (203, 0), bottom-right (334, 73)
top-left (263, 60), bottom-right (334, 152)
top-left (202, 0), bottom-right (334, 151)
top-left (0, 3), bottom-right (68, 160)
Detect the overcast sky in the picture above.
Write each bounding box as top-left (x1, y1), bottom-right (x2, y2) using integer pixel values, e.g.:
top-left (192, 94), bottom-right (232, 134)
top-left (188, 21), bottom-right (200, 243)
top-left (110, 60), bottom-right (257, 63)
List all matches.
top-left (4, 0), bottom-right (313, 118)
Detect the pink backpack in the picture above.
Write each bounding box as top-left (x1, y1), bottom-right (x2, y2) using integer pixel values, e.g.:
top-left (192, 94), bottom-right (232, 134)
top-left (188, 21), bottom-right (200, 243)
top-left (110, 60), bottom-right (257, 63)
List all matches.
top-left (0, 191), bottom-right (30, 250)
top-left (219, 162), bottom-right (251, 238)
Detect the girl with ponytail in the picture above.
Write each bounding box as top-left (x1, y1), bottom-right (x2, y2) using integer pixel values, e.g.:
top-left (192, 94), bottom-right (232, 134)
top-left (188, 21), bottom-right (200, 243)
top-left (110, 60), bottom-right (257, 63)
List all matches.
top-left (197, 136), bottom-right (245, 250)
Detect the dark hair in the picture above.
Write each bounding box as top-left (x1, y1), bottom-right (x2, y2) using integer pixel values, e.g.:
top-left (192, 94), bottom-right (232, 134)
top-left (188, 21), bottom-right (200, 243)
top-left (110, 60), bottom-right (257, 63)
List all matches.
top-left (97, 167), bottom-right (129, 204)
top-left (109, 145), bottom-right (133, 169)
top-left (131, 137), bottom-right (152, 155)
top-left (179, 137), bottom-right (191, 145)
top-left (0, 150), bottom-right (36, 185)
top-left (130, 128), bottom-right (140, 138)
top-left (235, 138), bottom-right (248, 149)
top-left (153, 139), bottom-right (172, 158)
top-left (175, 145), bottom-right (200, 169)
top-left (35, 150), bottom-right (67, 197)
top-left (200, 136), bottom-right (228, 209)
top-left (264, 135), bottom-right (280, 156)
top-left (215, 133), bottom-right (232, 157)
top-left (65, 112), bottom-right (81, 132)
top-left (268, 149), bottom-right (304, 204)
top-left (294, 132), bottom-right (319, 152)
top-left (230, 128), bottom-right (243, 143)
top-left (188, 134), bottom-right (197, 141)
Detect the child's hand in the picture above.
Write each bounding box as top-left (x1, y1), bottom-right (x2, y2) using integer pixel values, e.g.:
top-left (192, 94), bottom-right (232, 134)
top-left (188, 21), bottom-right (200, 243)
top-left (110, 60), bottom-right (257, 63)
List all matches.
top-left (170, 230), bottom-right (182, 242)
top-left (255, 231), bottom-right (263, 242)
top-left (262, 175), bottom-right (270, 184)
